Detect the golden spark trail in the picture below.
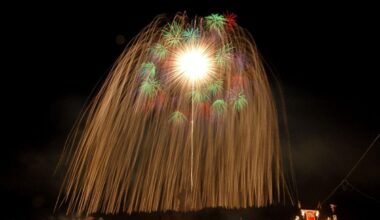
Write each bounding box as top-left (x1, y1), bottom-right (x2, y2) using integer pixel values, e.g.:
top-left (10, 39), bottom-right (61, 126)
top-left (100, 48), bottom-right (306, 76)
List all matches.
top-left (191, 81), bottom-right (194, 190)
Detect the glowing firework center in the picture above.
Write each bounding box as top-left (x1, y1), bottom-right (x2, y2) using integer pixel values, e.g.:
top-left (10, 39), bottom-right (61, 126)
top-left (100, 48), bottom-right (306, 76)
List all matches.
top-left (175, 46), bottom-right (213, 83)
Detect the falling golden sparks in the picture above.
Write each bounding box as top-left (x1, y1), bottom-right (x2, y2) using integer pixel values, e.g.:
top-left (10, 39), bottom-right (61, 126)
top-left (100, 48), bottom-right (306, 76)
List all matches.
top-left (56, 12), bottom-right (283, 216)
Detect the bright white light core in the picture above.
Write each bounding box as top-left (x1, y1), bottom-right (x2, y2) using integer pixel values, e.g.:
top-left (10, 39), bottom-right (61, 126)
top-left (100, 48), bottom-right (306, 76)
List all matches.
top-left (176, 47), bottom-right (212, 82)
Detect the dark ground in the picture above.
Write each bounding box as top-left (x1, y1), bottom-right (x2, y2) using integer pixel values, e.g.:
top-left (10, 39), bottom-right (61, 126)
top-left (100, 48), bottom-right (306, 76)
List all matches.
top-left (3, 1), bottom-right (380, 220)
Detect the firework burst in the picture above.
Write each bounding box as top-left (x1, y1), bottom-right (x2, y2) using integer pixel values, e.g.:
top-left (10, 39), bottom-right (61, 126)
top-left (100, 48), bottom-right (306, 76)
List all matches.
top-left (57, 12), bottom-right (282, 216)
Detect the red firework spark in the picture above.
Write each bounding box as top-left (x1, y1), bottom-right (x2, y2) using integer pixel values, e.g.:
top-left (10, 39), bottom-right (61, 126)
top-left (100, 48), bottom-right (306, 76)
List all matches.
top-left (225, 13), bottom-right (237, 30)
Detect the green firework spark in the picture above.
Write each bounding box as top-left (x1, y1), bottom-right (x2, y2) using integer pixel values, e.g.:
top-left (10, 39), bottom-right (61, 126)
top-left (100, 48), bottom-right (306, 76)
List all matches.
top-left (205, 13), bottom-right (226, 33)
top-left (182, 28), bottom-right (200, 41)
top-left (140, 78), bottom-right (160, 98)
top-left (169, 111), bottom-right (187, 123)
top-left (233, 93), bottom-right (248, 111)
top-left (207, 80), bottom-right (223, 96)
top-left (188, 89), bottom-right (209, 103)
top-left (215, 43), bottom-right (234, 66)
top-left (150, 43), bottom-right (167, 60)
top-left (140, 62), bottom-right (156, 78)
top-left (162, 22), bottom-right (183, 46)
top-left (212, 99), bottom-right (226, 115)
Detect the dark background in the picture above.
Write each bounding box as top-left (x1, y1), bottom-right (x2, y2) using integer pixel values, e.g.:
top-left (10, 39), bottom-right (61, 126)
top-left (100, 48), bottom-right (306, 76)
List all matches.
top-left (3, 1), bottom-right (380, 219)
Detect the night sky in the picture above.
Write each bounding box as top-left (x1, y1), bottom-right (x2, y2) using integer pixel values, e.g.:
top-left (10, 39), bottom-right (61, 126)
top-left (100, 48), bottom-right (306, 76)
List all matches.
top-left (4, 2), bottom-right (380, 220)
